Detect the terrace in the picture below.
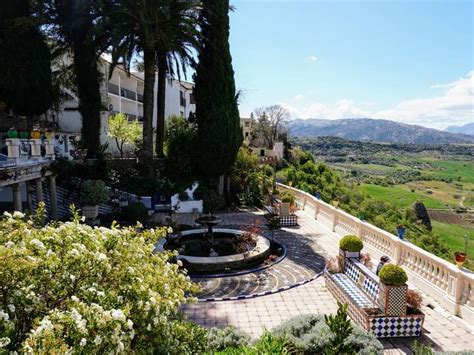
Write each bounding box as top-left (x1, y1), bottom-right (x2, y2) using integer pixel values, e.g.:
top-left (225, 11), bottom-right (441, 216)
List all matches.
top-left (178, 183), bottom-right (474, 353)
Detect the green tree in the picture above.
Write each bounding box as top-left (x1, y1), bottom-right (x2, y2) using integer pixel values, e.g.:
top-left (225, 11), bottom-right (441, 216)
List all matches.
top-left (39, 0), bottom-right (109, 157)
top-left (0, 1), bottom-right (52, 124)
top-left (154, 1), bottom-right (200, 157)
top-left (193, 0), bottom-right (242, 184)
top-left (107, 113), bottom-right (142, 157)
top-left (165, 115), bottom-right (196, 178)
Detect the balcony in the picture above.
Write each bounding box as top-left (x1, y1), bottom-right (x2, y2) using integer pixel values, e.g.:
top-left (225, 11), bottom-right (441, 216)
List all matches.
top-left (107, 83), bottom-right (120, 96)
top-left (137, 93), bottom-right (144, 103)
top-left (120, 87), bottom-right (136, 101)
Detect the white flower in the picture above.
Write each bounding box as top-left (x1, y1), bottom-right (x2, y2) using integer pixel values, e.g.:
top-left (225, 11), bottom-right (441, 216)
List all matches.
top-left (71, 296), bottom-right (79, 302)
top-left (80, 216), bottom-right (86, 222)
top-left (117, 341), bottom-right (124, 352)
top-left (70, 274), bottom-right (76, 282)
top-left (30, 239), bottom-right (45, 250)
top-left (0, 337), bottom-right (11, 348)
top-left (111, 309), bottom-right (126, 322)
top-left (3, 211), bottom-right (12, 218)
top-left (147, 324), bottom-right (151, 331)
top-left (176, 260), bottom-right (183, 267)
top-left (12, 211), bottom-right (24, 219)
top-left (69, 248), bottom-right (80, 256)
top-left (97, 253), bottom-right (107, 261)
top-left (7, 304), bottom-right (15, 313)
top-left (94, 335), bottom-right (102, 345)
top-left (97, 291), bottom-right (105, 297)
top-left (0, 310), bottom-right (9, 321)
top-left (4, 241), bottom-right (14, 248)
top-left (127, 319), bottom-right (133, 329)
top-left (167, 227), bottom-right (173, 234)
top-left (79, 338), bottom-right (87, 347)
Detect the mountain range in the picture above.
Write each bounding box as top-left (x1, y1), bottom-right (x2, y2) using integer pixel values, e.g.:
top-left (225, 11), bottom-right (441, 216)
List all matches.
top-left (444, 122), bottom-right (474, 136)
top-left (287, 118), bottom-right (474, 144)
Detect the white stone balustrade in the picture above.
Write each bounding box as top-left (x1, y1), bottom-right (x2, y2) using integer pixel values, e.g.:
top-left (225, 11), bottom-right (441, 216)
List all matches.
top-left (277, 183), bottom-right (474, 324)
top-left (4, 138), bottom-right (55, 165)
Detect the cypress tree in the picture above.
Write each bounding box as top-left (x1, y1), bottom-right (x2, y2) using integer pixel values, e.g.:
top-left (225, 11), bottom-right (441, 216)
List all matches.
top-left (193, 0), bottom-right (242, 180)
top-left (0, 1), bottom-right (52, 122)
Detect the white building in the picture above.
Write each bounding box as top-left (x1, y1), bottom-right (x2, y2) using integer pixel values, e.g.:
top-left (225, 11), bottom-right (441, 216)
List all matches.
top-left (53, 56), bottom-right (195, 155)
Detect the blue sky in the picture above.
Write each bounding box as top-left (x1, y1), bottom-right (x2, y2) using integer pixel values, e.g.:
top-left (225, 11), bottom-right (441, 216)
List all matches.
top-left (229, 0), bottom-right (474, 129)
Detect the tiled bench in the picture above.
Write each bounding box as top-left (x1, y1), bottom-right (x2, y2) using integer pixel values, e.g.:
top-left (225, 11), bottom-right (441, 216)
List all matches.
top-left (264, 204), bottom-right (298, 227)
top-left (325, 258), bottom-right (424, 338)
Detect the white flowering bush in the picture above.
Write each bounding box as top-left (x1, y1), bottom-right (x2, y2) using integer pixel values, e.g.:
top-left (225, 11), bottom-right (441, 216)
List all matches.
top-left (0, 207), bottom-right (205, 353)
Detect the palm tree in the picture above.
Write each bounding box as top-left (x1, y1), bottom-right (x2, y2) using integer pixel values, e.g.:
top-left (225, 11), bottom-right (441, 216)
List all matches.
top-left (39, 0), bottom-right (109, 158)
top-left (108, 0), bottom-right (159, 162)
top-left (154, 1), bottom-right (200, 157)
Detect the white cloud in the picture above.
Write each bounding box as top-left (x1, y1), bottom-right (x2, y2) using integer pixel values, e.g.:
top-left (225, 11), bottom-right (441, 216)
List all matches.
top-left (282, 71), bottom-right (474, 130)
top-left (306, 56), bottom-right (318, 62)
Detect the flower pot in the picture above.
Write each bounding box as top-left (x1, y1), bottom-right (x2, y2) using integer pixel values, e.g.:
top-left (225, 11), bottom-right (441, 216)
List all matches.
top-left (339, 248), bottom-right (360, 260)
top-left (397, 227), bottom-right (406, 240)
top-left (454, 252), bottom-right (467, 268)
top-left (45, 130), bottom-right (54, 140)
top-left (82, 205), bottom-right (99, 219)
top-left (378, 283), bottom-right (407, 316)
top-left (31, 130), bottom-right (41, 139)
top-left (7, 128), bottom-right (18, 139)
top-left (19, 131), bottom-right (29, 139)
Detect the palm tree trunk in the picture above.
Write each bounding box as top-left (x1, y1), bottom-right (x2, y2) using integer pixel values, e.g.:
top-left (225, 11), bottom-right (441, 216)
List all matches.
top-left (142, 46), bottom-right (155, 161)
top-left (155, 52), bottom-right (166, 157)
top-left (72, 39), bottom-right (101, 158)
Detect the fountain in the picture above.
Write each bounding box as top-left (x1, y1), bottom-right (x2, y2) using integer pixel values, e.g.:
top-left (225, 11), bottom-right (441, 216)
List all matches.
top-left (155, 216), bottom-right (283, 274)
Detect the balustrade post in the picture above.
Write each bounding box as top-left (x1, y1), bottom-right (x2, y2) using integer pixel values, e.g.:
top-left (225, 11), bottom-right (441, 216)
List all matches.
top-left (30, 139), bottom-right (42, 158)
top-left (393, 238), bottom-right (402, 265)
top-left (331, 207), bottom-right (338, 232)
top-left (6, 139), bottom-right (20, 161)
top-left (356, 220), bottom-right (363, 238)
top-left (35, 178), bottom-right (44, 204)
top-left (44, 139), bottom-right (55, 159)
top-left (314, 199), bottom-right (320, 220)
top-left (454, 270), bottom-right (466, 316)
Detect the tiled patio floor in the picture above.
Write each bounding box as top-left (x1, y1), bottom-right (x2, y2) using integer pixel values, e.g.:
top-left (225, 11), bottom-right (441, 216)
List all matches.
top-left (174, 210), bottom-right (474, 353)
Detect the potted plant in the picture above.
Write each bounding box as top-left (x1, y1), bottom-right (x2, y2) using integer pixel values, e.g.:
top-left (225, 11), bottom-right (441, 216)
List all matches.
top-left (396, 224), bottom-right (406, 239)
top-left (339, 235), bottom-right (363, 260)
top-left (6, 127), bottom-right (18, 139)
top-left (358, 211), bottom-right (365, 221)
top-left (19, 131), bottom-right (29, 139)
top-left (454, 234), bottom-right (468, 268)
top-left (378, 264), bottom-right (408, 316)
top-left (80, 180), bottom-right (109, 219)
top-left (31, 126), bottom-right (41, 139)
top-left (332, 198), bottom-right (339, 208)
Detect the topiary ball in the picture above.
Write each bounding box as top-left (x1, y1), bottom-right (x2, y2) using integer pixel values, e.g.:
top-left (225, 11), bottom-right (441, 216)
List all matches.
top-left (378, 264), bottom-right (408, 286)
top-left (339, 235), bottom-right (363, 252)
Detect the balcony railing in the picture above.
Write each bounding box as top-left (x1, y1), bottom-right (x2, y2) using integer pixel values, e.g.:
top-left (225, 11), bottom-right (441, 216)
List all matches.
top-left (137, 93), bottom-right (144, 103)
top-left (108, 83), bottom-right (120, 96)
top-left (277, 183), bottom-right (474, 324)
top-left (120, 87), bottom-right (136, 101)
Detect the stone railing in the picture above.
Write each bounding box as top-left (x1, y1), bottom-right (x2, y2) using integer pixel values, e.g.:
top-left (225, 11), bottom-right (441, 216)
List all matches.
top-left (277, 183), bottom-right (474, 324)
top-left (1, 138), bottom-right (55, 167)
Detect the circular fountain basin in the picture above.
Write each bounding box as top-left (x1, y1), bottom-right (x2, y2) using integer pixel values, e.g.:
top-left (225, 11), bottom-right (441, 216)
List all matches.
top-left (155, 228), bottom-right (271, 273)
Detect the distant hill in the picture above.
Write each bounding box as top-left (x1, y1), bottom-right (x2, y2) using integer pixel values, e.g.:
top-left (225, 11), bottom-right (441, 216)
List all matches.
top-left (288, 118), bottom-right (474, 144)
top-left (444, 122), bottom-right (474, 136)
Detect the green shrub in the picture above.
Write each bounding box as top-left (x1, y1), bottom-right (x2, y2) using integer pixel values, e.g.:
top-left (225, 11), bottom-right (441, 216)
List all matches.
top-left (379, 264), bottom-right (408, 286)
top-left (280, 191), bottom-right (295, 204)
top-left (207, 326), bottom-right (251, 351)
top-left (339, 235), bottom-right (363, 252)
top-left (202, 189), bottom-right (225, 215)
top-left (271, 312), bottom-right (382, 354)
top-left (119, 202), bottom-right (149, 224)
top-left (79, 179), bottom-right (109, 205)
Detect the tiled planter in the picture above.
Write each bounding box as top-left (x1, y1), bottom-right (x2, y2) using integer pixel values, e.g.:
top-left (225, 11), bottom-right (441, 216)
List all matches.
top-left (366, 313), bottom-right (424, 338)
top-left (378, 283), bottom-right (407, 316)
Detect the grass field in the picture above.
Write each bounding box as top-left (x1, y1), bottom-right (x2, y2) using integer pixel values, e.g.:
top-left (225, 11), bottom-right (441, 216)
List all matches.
top-left (358, 184), bottom-right (446, 209)
top-left (431, 221), bottom-right (474, 257)
top-left (419, 158), bottom-right (474, 183)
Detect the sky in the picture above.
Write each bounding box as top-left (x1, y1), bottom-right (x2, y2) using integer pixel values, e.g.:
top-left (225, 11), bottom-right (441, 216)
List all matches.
top-left (229, 0), bottom-right (474, 130)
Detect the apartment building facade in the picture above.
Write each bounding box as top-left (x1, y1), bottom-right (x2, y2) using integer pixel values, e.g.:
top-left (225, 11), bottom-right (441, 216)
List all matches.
top-left (54, 56), bottom-right (195, 155)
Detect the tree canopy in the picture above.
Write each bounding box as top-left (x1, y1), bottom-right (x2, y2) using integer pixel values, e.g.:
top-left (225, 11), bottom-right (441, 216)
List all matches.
top-left (193, 0), bottom-right (242, 179)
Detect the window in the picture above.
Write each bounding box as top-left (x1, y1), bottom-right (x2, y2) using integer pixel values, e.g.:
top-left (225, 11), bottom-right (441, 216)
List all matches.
top-left (245, 132), bottom-right (249, 138)
top-left (260, 149), bottom-right (265, 157)
top-left (245, 122), bottom-right (250, 127)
